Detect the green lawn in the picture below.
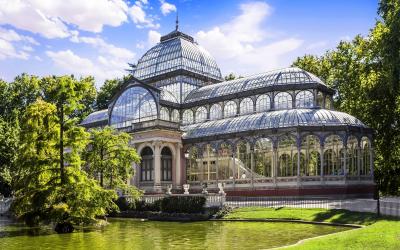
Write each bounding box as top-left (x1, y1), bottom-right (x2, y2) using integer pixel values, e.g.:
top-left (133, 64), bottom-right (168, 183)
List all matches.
top-left (224, 207), bottom-right (400, 249)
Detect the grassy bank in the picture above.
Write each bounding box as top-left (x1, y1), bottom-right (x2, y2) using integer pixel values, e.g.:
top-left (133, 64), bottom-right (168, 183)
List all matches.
top-left (224, 207), bottom-right (400, 249)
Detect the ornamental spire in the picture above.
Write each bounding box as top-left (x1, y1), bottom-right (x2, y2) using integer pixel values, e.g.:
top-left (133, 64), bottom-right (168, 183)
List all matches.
top-left (175, 11), bottom-right (179, 31)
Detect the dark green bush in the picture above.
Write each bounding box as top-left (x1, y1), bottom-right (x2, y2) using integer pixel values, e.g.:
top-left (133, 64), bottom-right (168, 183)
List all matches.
top-left (133, 199), bottom-right (161, 211)
top-left (160, 196), bottom-right (206, 214)
top-left (114, 196), bottom-right (130, 211)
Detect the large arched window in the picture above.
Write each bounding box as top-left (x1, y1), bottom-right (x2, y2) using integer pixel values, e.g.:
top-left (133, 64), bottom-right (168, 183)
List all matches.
top-left (209, 104), bottom-right (222, 120)
top-left (316, 91), bottom-right (324, 107)
top-left (236, 140), bottom-right (252, 179)
top-left (256, 94), bottom-right (270, 112)
top-left (195, 106), bottom-right (207, 123)
top-left (160, 107), bottom-right (169, 121)
top-left (240, 98), bottom-right (254, 115)
top-left (218, 143), bottom-right (234, 180)
top-left (347, 136), bottom-right (358, 176)
top-left (325, 96), bottom-right (333, 109)
top-left (161, 147), bottom-right (172, 181)
top-left (361, 137), bottom-right (371, 176)
top-left (186, 147), bottom-right (200, 181)
top-left (300, 135), bottom-right (321, 176)
top-left (182, 110), bottom-right (194, 125)
top-left (254, 138), bottom-right (273, 177)
top-left (224, 101), bottom-right (237, 118)
top-left (296, 90), bottom-right (314, 108)
top-left (274, 92), bottom-right (292, 110)
top-left (277, 136), bottom-right (296, 177)
top-left (201, 144), bottom-right (217, 181)
top-left (324, 135), bottom-right (344, 175)
top-left (171, 109), bottom-right (179, 122)
top-left (110, 86), bottom-right (157, 128)
top-left (140, 147), bottom-right (154, 181)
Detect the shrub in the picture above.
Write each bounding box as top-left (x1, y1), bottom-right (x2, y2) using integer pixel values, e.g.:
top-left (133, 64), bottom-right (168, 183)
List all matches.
top-left (114, 196), bottom-right (130, 211)
top-left (160, 196), bottom-right (206, 214)
top-left (132, 199), bottom-right (161, 212)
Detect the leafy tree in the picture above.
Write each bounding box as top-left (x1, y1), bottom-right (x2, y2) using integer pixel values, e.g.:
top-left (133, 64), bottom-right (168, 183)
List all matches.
top-left (224, 73), bottom-right (243, 81)
top-left (292, 0), bottom-right (400, 194)
top-left (11, 99), bottom-right (116, 229)
top-left (83, 126), bottom-right (141, 197)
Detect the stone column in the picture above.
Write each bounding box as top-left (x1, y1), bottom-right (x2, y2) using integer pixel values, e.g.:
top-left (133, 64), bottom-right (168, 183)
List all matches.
top-left (153, 140), bottom-right (162, 193)
top-left (175, 142), bottom-right (182, 189)
top-left (370, 148), bottom-right (374, 177)
top-left (320, 145), bottom-right (324, 182)
top-left (297, 148), bottom-right (301, 186)
top-left (273, 146), bottom-right (277, 185)
top-left (357, 146), bottom-right (361, 180)
top-left (232, 151), bottom-right (236, 189)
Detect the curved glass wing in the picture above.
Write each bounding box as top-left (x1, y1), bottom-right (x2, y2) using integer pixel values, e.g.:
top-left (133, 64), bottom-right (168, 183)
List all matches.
top-left (182, 109), bottom-right (366, 139)
top-left (81, 109), bottom-right (108, 125)
top-left (110, 86), bottom-right (157, 128)
top-left (184, 67), bottom-right (327, 103)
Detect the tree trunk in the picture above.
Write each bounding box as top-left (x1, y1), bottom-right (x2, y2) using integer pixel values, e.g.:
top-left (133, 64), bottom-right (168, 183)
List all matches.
top-left (100, 170), bottom-right (104, 187)
top-left (60, 103), bottom-right (65, 185)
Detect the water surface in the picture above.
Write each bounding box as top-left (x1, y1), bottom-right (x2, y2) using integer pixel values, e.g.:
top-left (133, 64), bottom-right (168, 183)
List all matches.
top-left (0, 217), bottom-right (351, 249)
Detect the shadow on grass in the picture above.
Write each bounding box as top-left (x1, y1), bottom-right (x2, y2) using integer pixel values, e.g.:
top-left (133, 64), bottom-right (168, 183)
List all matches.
top-left (310, 209), bottom-right (397, 225)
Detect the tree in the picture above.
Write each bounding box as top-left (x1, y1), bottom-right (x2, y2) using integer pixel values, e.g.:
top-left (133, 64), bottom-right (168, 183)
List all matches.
top-left (11, 99), bottom-right (116, 230)
top-left (292, 0), bottom-right (400, 194)
top-left (83, 126), bottom-right (141, 197)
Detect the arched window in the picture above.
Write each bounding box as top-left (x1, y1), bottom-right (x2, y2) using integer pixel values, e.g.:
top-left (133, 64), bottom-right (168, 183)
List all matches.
top-left (186, 147), bottom-right (200, 181)
top-left (296, 90), bottom-right (314, 108)
top-left (254, 138), bottom-right (273, 177)
top-left (361, 137), bottom-right (371, 176)
top-left (236, 141), bottom-right (252, 179)
top-left (324, 135), bottom-right (343, 175)
top-left (274, 92), bottom-right (292, 110)
top-left (201, 144), bottom-right (217, 181)
top-left (218, 143), bottom-right (233, 180)
top-left (195, 106), bottom-right (207, 123)
top-left (316, 91), bottom-right (324, 107)
top-left (140, 147), bottom-right (154, 181)
top-left (300, 135), bottom-right (321, 176)
top-left (160, 107), bottom-right (169, 121)
top-left (277, 136), bottom-right (296, 177)
top-left (325, 96), bottom-right (333, 109)
top-left (110, 86), bottom-right (157, 128)
top-left (347, 136), bottom-right (358, 176)
top-left (256, 94), bottom-right (270, 112)
top-left (209, 104), bottom-right (222, 120)
top-left (240, 98), bottom-right (254, 115)
top-left (161, 147), bottom-right (172, 181)
top-left (171, 109), bottom-right (179, 122)
top-left (182, 110), bottom-right (194, 125)
top-left (224, 101), bottom-right (237, 118)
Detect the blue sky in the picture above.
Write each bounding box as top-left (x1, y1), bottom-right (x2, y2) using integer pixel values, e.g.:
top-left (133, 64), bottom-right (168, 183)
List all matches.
top-left (0, 0), bottom-right (378, 87)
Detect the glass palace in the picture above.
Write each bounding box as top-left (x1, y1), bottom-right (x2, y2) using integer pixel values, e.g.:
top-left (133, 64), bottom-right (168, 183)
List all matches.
top-left (82, 27), bottom-right (374, 197)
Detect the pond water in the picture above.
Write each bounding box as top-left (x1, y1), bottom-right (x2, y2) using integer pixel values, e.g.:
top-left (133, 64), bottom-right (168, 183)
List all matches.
top-left (0, 217), bottom-right (351, 249)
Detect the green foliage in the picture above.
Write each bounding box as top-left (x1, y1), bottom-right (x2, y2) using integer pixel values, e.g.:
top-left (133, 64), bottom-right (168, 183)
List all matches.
top-left (83, 126), bottom-right (141, 197)
top-left (160, 196), bottom-right (206, 214)
top-left (292, 0), bottom-right (400, 195)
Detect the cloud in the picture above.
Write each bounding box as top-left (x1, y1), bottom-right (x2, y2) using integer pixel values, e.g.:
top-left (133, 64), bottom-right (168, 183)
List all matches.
top-left (0, 0), bottom-right (129, 38)
top-left (129, 1), bottom-right (160, 29)
top-left (160, 0), bottom-right (177, 16)
top-left (148, 30), bottom-right (161, 46)
top-left (0, 27), bottom-right (39, 60)
top-left (306, 41), bottom-right (328, 50)
top-left (0, 27), bottom-right (39, 45)
top-left (0, 38), bottom-right (29, 60)
top-left (195, 1), bottom-right (303, 75)
top-left (46, 49), bottom-right (129, 86)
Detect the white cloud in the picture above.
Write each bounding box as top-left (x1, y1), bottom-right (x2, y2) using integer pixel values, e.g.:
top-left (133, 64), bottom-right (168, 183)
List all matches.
top-left (0, 38), bottom-right (29, 60)
top-left (148, 30), bottom-right (161, 46)
top-left (195, 1), bottom-right (303, 75)
top-left (129, 1), bottom-right (160, 29)
top-left (0, 27), bottom-right (39, 45)
top-left (306, 41), bottom-right (328, 50)
top-left (0, 0), bottom-right (129, 38)
top-left (160, 0), bottom-right (177, 16)
top-left (34, 55), bottom-right (42, 61)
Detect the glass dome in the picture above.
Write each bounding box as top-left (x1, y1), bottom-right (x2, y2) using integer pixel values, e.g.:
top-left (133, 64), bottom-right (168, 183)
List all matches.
top-left (182, 109), bottom-right (365, 139)
top-left (81, 109), bottom-right (108, 125)
top-left (133, 31), bottom-right (223, 82)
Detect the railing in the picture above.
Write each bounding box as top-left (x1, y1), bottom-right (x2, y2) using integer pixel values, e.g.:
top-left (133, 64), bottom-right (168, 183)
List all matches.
top-left (126, 194), bottom-right (226, 207)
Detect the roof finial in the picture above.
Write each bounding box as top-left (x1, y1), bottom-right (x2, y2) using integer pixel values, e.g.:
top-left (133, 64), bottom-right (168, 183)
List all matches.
top-left (175, 11), bottom-right (179, 31)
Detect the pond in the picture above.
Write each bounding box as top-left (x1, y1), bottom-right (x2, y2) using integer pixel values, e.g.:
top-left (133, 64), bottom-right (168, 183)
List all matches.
top-left (0, 217), bottom-right (351, 249)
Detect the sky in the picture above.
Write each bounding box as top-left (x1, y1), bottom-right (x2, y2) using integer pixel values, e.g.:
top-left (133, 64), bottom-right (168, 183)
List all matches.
top-left (0, 0), bottom-right (379, 87)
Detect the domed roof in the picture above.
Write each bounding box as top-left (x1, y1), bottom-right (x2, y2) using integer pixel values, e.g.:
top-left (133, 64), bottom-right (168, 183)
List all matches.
top-left (184, 67), bottom-right (328, 103)
top-left (182, 109), bottom-right (366, 139)
top-left (133, 30), bottom-right (223, 82)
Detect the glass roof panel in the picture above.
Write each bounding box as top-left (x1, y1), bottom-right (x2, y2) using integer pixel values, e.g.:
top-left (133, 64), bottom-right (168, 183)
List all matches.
top-left (81, 109), bottom-right (108, 125)
top-left (182, 109), bottom-right (366, 139)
